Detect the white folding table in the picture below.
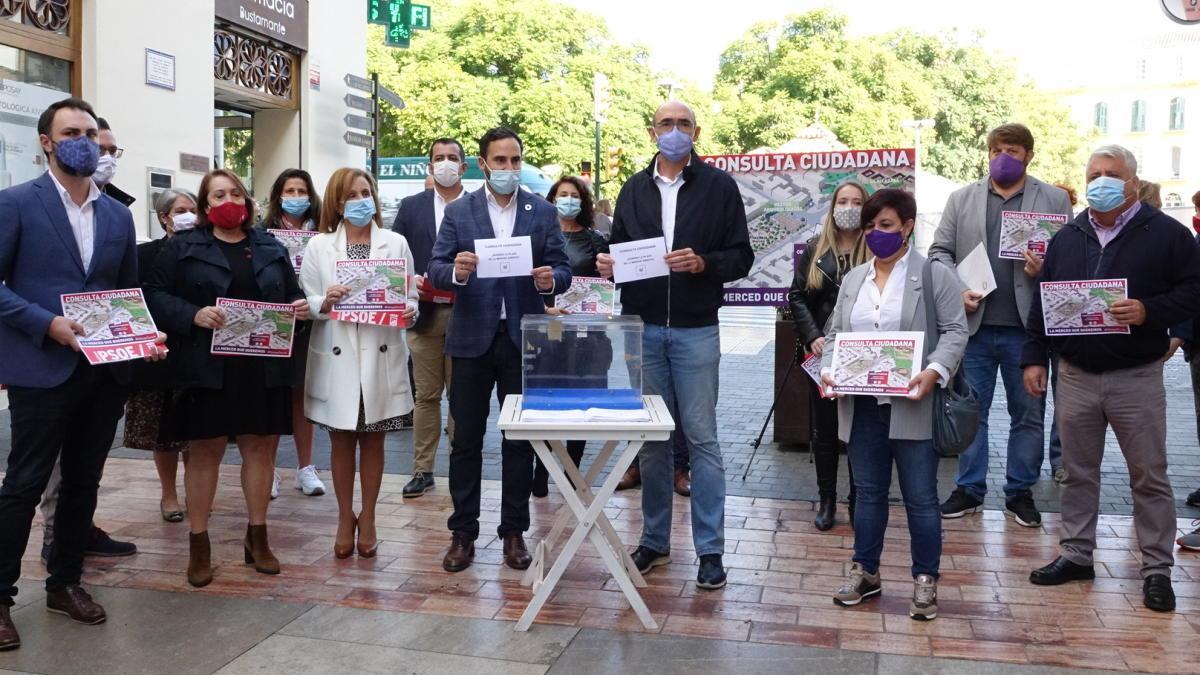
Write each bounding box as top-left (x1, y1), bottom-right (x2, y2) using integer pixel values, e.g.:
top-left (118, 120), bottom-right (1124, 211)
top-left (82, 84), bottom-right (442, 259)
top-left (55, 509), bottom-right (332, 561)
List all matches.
top-left (498, 394), bottom-right (674, 632)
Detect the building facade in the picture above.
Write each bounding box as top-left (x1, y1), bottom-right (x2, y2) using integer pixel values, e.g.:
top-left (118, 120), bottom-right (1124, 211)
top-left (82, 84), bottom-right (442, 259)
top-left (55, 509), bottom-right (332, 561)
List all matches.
top-left (0, 0), bottom-right (367, 239)
top-left (1058, 31), bottom-right (1200, 222)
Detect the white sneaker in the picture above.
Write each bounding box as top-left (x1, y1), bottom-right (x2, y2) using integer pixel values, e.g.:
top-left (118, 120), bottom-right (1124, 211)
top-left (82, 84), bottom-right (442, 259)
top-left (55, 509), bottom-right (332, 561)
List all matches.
top-left (295, 465), bottom-right (326, 496)
top-left (270, 472), bottom-right (280, 500)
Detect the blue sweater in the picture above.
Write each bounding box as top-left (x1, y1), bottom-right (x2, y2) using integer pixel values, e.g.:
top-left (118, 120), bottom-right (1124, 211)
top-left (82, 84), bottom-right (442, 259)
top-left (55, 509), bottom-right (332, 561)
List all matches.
top-left (1022, 203), bottom-right (1200, 373)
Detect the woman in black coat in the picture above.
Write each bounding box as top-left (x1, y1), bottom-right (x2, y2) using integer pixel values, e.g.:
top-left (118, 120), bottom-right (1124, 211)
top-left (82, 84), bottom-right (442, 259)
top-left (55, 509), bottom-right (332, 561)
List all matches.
top-left (786, 181), bottom-right (869, 530)
top-left (145, 169), bottom-right (309, 588)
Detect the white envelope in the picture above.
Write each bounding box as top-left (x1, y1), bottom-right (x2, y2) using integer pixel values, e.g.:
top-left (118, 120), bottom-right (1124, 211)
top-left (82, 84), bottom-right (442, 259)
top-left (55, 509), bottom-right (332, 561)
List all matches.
top-left (610, 237), bottom-right (670, 283)
top-left (956, 242), bottom-right (997, 297)
top-left (475, 236), bottom-right (533, 278)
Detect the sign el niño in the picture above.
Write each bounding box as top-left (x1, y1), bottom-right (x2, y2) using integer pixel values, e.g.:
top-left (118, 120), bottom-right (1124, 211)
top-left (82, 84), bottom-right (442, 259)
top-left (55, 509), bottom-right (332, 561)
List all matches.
top-left (215, 0), bottom-right (309, 51)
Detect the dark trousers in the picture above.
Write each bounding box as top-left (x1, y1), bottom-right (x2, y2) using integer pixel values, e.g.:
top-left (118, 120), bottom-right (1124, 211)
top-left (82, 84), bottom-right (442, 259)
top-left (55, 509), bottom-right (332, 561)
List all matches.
top-left (0, 361), bottom-right (127, 605)
top-left (810, 379), bottom-right (854, 500)
top-left (447, 328), bottom-right (533, 541)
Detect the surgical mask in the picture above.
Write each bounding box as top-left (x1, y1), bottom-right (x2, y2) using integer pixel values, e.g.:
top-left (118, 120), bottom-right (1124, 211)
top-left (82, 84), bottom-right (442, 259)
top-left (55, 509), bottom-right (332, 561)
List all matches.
top-left (343, 197), bottom-right (376, 227)
top-left (170, 212), bottom-right (197, 232)
top-left (281, 197), bottom-right (310, 217)
top-left (832, 206), bottom-right (861, 231)
top-left (485, 164), bottom-right (521, 195)
top-left (1085, 176), bottom-right (1129, 213)
top-left (432, 160), bottom-right (462, 188)
top-left (555, 196), bottom-right (582, 219)
top-left (92, 154), bottom-right (117, 187)
top-left (656, 128), bottom-right (694, 162)
top-left (989, 152), bottom-right (1026, 186)
top-left (865, 228), bottom-right (905, 259)
top-left (52, 136), bottom-right (100, 177)
top-left (208, 201), bottom-right (247, 230)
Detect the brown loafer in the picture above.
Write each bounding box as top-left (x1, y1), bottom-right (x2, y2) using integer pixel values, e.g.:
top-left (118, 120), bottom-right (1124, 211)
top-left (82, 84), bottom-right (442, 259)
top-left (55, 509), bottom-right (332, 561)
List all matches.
top-left (442, 535), bottom-right (475, 573)
top-left (616, 464), bottom-right (641, 491)
top-left (502, 533), bottom-right (532, 570)
top-left (674, 468), bottom-right (691, 497)
top-left (46, 585), bottom-right (106, 625)
top-left (0, 605), bottom-right (19, 651)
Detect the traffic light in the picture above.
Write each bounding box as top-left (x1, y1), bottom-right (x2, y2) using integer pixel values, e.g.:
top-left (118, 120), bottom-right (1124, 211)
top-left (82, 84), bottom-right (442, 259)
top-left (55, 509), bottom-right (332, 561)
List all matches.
top-left (604, 146), bottom-right (623, 180)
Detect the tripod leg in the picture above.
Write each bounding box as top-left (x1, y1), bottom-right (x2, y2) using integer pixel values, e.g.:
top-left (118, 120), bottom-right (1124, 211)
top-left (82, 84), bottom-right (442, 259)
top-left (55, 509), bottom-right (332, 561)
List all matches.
top-left (743, 355), bottom-right (799, 481)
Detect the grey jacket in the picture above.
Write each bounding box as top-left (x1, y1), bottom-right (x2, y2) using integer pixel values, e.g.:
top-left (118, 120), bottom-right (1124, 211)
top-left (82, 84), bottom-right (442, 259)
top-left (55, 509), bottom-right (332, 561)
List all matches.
top-left (927, 175), bottom-right (1073, 335)
top-left (820, 252), bottom-right (969, 441)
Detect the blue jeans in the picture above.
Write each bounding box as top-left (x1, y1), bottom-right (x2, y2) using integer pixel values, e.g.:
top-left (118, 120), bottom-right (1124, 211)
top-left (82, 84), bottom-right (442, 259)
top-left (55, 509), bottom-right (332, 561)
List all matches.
top-left (848, 397), bottom-right (941, 578)
top-left (638, 324), bottom-right (724, 557)
top-left (955, 325), bottom-right (1046, 501)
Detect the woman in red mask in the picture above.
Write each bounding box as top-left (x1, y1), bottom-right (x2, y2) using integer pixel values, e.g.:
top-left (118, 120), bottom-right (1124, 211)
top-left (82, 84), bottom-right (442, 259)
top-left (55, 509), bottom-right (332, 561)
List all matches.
top-left (145, 169), bottom-right (310, 588)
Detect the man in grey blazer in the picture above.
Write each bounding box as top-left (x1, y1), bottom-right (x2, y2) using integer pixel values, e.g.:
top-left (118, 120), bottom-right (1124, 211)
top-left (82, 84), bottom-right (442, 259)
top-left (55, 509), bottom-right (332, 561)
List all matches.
top-left (929, 123), bottom-right (1073, 528)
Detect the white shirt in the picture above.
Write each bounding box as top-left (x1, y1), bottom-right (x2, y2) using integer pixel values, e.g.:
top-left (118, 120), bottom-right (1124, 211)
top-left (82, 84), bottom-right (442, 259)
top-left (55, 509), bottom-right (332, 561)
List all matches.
top-left (653, 160), bottom-right (687, 249)
top-left (48, 169), bottom-right (101, 271)
top-left (433, 187), bottom-right (463, 234)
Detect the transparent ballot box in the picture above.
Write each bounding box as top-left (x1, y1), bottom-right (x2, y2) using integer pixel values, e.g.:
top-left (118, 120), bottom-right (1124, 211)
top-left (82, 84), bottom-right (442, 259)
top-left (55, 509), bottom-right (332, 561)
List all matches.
top-left (520, 314), bottom-right (643, 414)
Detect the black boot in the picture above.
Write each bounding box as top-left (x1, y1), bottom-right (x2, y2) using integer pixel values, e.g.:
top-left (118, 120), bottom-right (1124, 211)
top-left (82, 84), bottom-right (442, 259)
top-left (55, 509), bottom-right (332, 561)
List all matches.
top-left (814, 495), bottom-right (836, 531)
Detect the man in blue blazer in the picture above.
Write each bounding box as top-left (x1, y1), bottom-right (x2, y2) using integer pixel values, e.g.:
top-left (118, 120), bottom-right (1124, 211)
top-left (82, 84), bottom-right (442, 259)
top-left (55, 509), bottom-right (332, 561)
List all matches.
top-left (0, 98), bottom-right (163, 649)
top-left (392, 137), bottom-right (467, 499)
top-left (428, 127), bottom-right (571, 573)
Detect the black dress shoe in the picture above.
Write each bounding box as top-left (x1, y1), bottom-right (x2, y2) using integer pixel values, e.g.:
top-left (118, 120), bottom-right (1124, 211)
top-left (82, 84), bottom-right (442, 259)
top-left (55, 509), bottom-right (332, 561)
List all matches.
top-left (402, 472), bottom-right (435, 498)
top-left (1143, 574), bottom-right (1176, 612)
top-left (1029, 557), bottom-right (1095, 586)
top-left (0, 605), bottom-right (18, 651)
top-left (814, 495), bottom-right (836, 531)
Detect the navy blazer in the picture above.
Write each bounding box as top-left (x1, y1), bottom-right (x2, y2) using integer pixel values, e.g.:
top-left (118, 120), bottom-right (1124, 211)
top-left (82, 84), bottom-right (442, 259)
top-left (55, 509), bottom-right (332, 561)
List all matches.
top-left (392, 188), bottom-right (439, 332)
top-left (428, 187), bottom-right (571, 358)
top-left (0, 172), bottom-right (138, 388)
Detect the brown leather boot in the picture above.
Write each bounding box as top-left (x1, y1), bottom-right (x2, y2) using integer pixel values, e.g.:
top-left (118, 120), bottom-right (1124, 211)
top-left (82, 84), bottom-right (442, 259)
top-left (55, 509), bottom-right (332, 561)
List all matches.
top-left (502, 533), bottom-right (532, 570)
top-left (243, 524), bottom-right (280, 575)
top-left (0, 605), bottom-right (20, 650)
top-left (188, 531), bottom-right (213, 587)
top-left (442, 535), bottom-right (475, 572)
top-left (673, 468), bottom-right (691, 497)
top-left (616, 464), bottom-right (641, 491)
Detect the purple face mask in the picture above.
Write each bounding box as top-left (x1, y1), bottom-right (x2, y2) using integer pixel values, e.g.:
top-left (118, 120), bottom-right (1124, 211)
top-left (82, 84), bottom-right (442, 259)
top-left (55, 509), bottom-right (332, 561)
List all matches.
top-left (989, 152), bottom-right (1026, 186)
top-left (656, 128), bottom-right (694, 162)
top-left (865, 228), bottom-right (905, 259)
top-left (53, 135), bottom-right (100, 177)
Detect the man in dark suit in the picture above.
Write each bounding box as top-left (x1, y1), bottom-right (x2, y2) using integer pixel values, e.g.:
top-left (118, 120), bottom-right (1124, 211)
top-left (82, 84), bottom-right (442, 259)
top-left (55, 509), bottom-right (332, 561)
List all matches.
top-left (392, 137), bottom-right (467, 499)
top-left (428, 127), bottom-right (571, 573)
top-left (0, 98), bottom-right (165, 650)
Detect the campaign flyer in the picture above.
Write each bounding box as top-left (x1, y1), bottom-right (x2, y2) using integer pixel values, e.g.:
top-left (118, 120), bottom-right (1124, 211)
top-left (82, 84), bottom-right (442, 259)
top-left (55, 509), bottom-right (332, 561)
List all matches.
top-left (1040, 279), bottom-right (1130, 336)
top-left (61, 288), bottom-right (163, 365)
top-left (330, 258), bottom-right (408, 327)
top-left (830, 331), bottom-right (924, 396)
top-left (210, 298), bottom-right (296, 357)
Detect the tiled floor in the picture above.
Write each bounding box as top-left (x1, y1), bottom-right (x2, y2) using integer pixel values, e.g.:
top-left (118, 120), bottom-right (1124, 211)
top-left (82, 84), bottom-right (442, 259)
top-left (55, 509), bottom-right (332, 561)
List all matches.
top-left (11, 457), bottom-right (1200, 673)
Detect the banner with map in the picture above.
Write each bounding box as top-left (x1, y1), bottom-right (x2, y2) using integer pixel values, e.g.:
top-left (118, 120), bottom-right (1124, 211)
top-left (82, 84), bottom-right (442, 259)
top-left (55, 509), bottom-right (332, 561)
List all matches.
top-left (700, 149), bottom-right (916, 306)
top-left (61, 288), bottom-right (163, 365)
top-left (998, 211), bottom-right (1068, 260)
top-left (267, 229), bottom-right (318, 272)
top-left (1039, 279), bottom-right (1130, 336)
top-left (211, 298), bottom-right (296, 357)
top-left (830, 331), bottom-right (924, 396)
top-left (330, 258), bottom-right (408, 327)
top-left (555, 276), bottom-right (616, 315)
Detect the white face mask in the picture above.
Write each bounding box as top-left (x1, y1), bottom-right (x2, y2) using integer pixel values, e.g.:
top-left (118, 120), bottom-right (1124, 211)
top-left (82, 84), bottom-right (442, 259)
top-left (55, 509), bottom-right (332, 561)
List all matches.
top-left (832, 206), bottom-right (862, 231)
top-left (92, 154), bottom-right (118, 187)
top-left (170, 211), bottom-right (197, 232)
top-left (432, 160), bottom-right (462, 188)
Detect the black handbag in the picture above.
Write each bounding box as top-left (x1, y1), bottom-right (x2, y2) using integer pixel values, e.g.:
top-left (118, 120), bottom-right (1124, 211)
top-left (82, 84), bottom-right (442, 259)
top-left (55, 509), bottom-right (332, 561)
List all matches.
top-left (922, 259), bottom-right (980, 457)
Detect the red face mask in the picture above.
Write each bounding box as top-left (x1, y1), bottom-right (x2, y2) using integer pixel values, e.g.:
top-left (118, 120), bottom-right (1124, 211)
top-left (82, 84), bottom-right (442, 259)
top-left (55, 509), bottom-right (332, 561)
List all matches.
top-left (1193, 215), bottom-right (1200, 235)
top-left (208, 201), bottom-right (247, 230)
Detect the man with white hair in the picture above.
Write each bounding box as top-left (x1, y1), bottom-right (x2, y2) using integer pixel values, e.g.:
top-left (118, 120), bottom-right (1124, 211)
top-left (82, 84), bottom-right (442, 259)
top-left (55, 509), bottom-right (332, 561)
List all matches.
top-left (1021, 144), bottom-right (1200, 612)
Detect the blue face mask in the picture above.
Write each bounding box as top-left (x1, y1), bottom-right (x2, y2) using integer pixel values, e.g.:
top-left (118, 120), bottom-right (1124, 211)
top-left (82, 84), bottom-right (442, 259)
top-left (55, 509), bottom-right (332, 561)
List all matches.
top-left (281, 197), bottom-right (310, 217)
top-left (486, 166), bottom-right (521, 195)
top-left (1086, 176), bottom-right (1128, 213)
top-left (555, 196), bottom-right (582, 219)
top-left (53, 136), bottom-right (100, 177)
top-left (656, 128), bottom-right (694, 162)
top-left (343, 197), bottom-right (376, 227)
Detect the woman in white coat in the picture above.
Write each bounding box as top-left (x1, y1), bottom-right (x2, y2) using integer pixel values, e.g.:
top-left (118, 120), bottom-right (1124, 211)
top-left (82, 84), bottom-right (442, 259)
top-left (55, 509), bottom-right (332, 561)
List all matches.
top-left (301, 167), bottom-right (419, 559)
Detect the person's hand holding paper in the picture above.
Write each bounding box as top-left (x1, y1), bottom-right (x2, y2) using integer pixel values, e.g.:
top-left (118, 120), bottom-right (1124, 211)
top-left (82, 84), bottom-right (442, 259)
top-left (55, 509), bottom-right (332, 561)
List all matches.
top-left (609, 237), bottom-right (670, 283)
top-left (475, 235), bottom-right (534, 278)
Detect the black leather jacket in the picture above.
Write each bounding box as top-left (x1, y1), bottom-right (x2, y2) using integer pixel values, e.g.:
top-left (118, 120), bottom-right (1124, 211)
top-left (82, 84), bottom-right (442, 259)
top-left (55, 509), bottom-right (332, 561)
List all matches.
top-left (787, 237), bottom-right (852, 347)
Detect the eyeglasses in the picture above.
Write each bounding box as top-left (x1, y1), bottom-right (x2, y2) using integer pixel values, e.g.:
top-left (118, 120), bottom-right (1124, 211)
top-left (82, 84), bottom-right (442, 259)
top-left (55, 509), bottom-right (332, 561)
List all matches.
top-left (99, 145), bottom-right (123, 158)
top-left (653, 119), bottom-right (694, 133)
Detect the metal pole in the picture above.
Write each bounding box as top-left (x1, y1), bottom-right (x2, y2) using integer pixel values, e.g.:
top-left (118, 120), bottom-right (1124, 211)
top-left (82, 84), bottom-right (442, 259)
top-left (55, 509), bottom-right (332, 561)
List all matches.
top-left (593, 120), bottom-right (602, 200)
top-left (370, 72), bottom-right (380, 178)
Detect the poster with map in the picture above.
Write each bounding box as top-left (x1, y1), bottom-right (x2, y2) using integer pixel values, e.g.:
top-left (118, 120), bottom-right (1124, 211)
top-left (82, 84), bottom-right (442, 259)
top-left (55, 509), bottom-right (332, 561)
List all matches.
top-left (830, 331), bottom-right (924, 396)
top-left (1039, 279), bottom-right (1130, 336)
top-left (61, 288), bottom-right (163, 365)
top-left (700, 149), bottom-right (915, 306)
top-left (998, 211), bottom-right (1068, 260)
top-left (267, 229), bottom-right (318, 272)
top-left (555, 276), bottom-right (615, 315)
top-left (331, 258), bottom-right (408, 327)
top-left (211, 298), bottom-right (296, 357)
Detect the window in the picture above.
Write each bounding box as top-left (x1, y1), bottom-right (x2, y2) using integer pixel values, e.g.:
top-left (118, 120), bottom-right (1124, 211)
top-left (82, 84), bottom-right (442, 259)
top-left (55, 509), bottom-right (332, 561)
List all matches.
top-left (1131, 100), bottom-right (1147, 132)
top-left (1166, 193), bottom-right (1184, 208)
top-left (1094, 102), bottom-right (1108, 132)
top-left (1170, 97), bottom-right (1185, 130)
top-left (1172, 146), bottom-right (1182, 178)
